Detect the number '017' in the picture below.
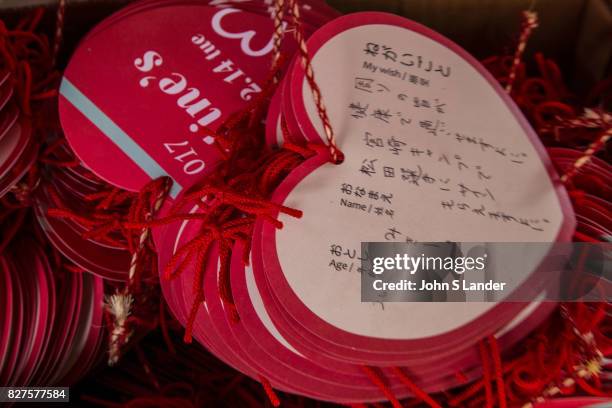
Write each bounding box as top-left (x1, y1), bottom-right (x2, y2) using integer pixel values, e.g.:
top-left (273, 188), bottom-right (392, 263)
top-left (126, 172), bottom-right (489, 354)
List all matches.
top-left (163, 141), bottom-right (206, 175)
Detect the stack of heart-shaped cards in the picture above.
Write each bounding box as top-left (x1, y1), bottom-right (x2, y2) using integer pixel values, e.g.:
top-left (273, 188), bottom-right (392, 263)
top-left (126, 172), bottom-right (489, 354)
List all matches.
top-left (155, 11), bottom-right (577, 403)
top-left (0, 237), bottom-right (104, 387)
top-left (0, 70), bottom-right (35, 199)
top-left (34, 139), bottom-right (133, 282)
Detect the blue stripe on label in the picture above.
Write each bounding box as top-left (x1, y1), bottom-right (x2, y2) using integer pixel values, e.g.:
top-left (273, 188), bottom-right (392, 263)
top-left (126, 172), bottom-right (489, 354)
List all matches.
top-left (60, 78), bottom-right (181, 198)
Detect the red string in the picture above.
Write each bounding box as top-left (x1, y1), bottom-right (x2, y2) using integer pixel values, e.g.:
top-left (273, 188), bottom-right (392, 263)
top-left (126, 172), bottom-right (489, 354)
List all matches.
top-left (479, 340), bottom-right (494, 408)
top-left (506, 11), bottom-right (538, 94)
top-left (561, 125), bottom-right (611, 185)
top-left (360, 366), bottom-right (402, 408)
top-left (149, 137), bottom-right (315, 339)
top-left (258, 375), bottom-right (281, 407)
top-left (286, 0), bottom-right (343, 163)
top-left (18, 60), bottom-right (32, 114)
top-left (391, 367), bottom-right (442, 408)
top-left (271, 0), bottom-right (286, 70)
top-left (488, 336), bottom-right (507, 408)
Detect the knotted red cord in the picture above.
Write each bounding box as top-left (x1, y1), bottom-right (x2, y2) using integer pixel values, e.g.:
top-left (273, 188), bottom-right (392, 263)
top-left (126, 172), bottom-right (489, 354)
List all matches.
top-left (109, 43), bottom-right (317, 335)
top-left (152, 142), bottom-right (314, 340)
top-left (99, 46), bottom-right (321, 344)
